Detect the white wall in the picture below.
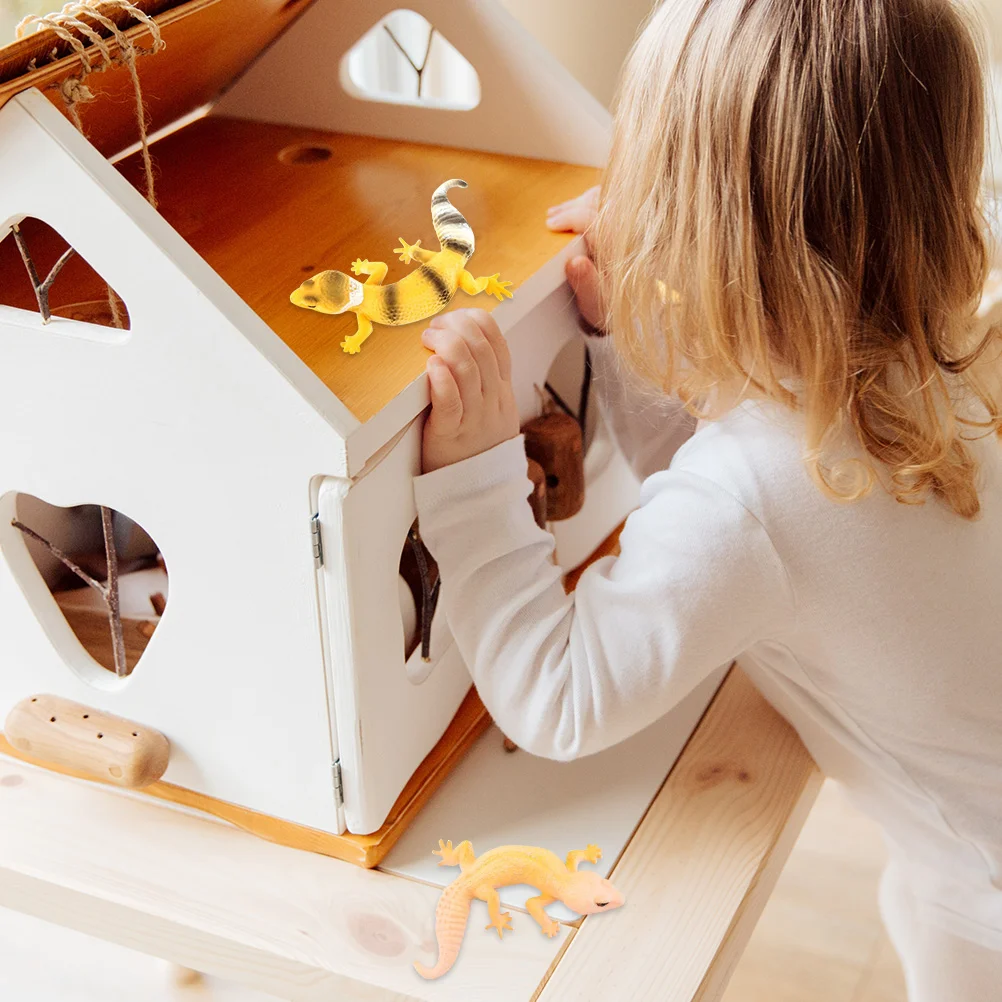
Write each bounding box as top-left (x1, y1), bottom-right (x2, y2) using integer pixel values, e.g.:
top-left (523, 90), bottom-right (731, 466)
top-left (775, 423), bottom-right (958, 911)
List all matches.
top-left (497, 0), bottom-right (655, 107)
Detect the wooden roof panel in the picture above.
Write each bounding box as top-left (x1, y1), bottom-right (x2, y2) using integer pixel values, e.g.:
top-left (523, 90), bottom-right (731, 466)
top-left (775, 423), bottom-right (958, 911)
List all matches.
top-left (0, 0), bottom-right (314, 157)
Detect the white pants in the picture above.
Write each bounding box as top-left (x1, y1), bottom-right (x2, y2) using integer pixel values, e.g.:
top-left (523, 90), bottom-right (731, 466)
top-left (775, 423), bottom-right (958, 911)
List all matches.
top-left (879, 860), bottom-right (1002, 1002)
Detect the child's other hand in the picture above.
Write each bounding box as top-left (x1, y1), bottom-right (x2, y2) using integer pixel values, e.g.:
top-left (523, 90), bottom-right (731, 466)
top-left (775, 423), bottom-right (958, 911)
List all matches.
top-left (421, 310), bottom-right (520, 474)
top-left (547, 186), bottom-right (605, 332)
top-left (546, 186), bottom-right (599, 235)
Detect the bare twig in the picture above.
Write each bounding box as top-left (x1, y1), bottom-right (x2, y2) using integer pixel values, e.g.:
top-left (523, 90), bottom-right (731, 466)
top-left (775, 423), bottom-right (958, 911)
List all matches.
top-left (12, 513), bottom-right (129, 677)
top-left (11, 519), bottom-right (105, 593)
top-left (417, 25), bottom-right (435, 99)
top-left (11, 223), bottom-right (77, 324)
top-left (407, 525), bottom-right (441, 662)
top-left (543, 381), bottom-right (578, 421)
top-left (100, 506), bottom-right (127, 677)
top-left (383, 22), bottom-right (437, 99)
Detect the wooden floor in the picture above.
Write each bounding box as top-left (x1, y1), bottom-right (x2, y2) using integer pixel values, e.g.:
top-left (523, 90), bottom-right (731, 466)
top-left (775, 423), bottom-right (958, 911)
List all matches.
top-left (721, 779), bottom-right (907, 1002)
top-left (0, 779), bottom-right (906, 1001)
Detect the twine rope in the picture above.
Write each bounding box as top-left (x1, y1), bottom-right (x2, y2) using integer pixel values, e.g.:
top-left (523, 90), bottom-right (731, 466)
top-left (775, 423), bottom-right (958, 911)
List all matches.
top-left (17, 1), bottom-right (165, 207)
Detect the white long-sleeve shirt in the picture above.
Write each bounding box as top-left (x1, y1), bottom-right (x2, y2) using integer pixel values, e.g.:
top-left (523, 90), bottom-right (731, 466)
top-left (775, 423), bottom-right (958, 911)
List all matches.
top-left (412, 336), bottom-right (1002, 949)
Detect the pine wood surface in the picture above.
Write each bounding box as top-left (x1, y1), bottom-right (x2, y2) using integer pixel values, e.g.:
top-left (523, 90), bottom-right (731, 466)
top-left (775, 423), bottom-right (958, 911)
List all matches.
top-left (0, 117), bottom-right (597, 423)
top-left (536, 669), bottom-right (823, 1002)
top-left (114, 116), bottom-right (598, 422)
top-left (0, 0), bottom-right (311, 157)
top-left (4, 693), bottom-right (170, 789)
top-left (0, 665), bottom-right (821, 1001)
top-left (720, 780), bottom-right (907, 1002)
top-left (0, 749), bottom-right (562, 1002)
top-left (0, 685), bottom-right (490, 868)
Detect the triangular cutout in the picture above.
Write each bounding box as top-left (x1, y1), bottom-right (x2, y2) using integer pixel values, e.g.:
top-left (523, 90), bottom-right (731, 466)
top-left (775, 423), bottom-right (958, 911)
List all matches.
top-left (9, 494), bottom-right (167, 679)
top-left (342, 9), bottom-right (481, 110)
top-left (0, 217), bottom-right (130, 329)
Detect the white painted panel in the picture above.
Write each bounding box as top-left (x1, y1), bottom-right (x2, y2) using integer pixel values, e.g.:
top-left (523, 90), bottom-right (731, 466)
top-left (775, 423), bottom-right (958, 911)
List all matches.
top-left (0, 92), bottom-right (354, 833)
top-left (382, 669), bottom-right (727, 921)
top-left (215, 0), bottom-right (611, 167)
top-left (320, 419), bottom-right (471, 835)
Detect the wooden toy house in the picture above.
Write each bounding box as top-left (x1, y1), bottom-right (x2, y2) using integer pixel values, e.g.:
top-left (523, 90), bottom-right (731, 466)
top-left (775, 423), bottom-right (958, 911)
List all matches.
top-left (0, 0), bottom-right (643, 865)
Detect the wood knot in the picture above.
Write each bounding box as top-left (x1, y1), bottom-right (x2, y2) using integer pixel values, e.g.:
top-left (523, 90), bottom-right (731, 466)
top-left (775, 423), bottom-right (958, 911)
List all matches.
top-left (695, 762), bottom-right (753, 787)
top-left (0, 774), bottom-right (24, 787)
top-left (347, 912), bottom-right (407, 957)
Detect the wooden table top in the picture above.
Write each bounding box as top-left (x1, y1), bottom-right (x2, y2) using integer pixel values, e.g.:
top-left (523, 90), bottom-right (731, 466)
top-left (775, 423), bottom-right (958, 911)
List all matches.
top-left (0, 667), bottom-right (820, 1001)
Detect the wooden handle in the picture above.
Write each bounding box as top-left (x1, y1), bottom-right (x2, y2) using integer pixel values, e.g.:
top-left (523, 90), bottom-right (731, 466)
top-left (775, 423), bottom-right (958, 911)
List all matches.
top-left (4, 695), bottom-right (169, 788)
top-left (526, 459), bottom-right (548, 529)
top-left (522, 413), bottom-right (585, 521)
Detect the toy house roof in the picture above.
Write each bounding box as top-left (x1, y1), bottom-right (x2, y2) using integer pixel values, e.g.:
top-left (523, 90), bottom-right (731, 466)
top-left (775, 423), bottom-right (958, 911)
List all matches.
top-left (0, 0), bottom-right (609, 474)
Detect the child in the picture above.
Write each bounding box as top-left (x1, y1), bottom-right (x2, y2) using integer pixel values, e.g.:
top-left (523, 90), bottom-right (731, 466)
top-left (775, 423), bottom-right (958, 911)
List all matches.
top-left (413, 1), bottom-right (1002, 999)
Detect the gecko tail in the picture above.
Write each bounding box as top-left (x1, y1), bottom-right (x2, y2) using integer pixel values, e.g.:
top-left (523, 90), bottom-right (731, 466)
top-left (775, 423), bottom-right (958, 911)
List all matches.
top-left (431, 179), bottom-right (474, 261)
top-left (414, 885), bottom-right (473, 980)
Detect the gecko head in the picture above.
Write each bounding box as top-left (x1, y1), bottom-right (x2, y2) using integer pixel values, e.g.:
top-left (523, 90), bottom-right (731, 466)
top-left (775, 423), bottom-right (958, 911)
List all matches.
top-left (563, 872), bottom-right (625, 916)
top-left (290, 270), bottom-right (355, 315)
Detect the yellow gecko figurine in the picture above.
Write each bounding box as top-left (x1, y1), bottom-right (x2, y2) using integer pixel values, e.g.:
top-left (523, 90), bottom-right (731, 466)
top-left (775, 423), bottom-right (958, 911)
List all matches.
top-left (414, 839), bottom-right (625, 980)
top-left (289, 178), bottom-right (514, 354)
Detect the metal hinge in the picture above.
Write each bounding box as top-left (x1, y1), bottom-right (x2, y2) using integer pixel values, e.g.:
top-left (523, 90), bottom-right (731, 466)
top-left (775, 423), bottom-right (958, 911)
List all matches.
top-left (311, 513), bottom-right (324, 568)
top-left (332, 759), bottom-right (344, 806)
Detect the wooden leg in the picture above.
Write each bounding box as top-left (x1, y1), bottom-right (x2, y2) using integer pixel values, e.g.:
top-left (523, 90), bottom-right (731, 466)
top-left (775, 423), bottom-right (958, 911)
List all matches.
top-left (170, 964), bottom-right (204, 987)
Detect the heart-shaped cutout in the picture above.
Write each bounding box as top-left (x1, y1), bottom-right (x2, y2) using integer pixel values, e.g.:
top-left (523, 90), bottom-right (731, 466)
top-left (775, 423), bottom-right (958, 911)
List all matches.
top-left (9, 493), bottom-right (167, 679)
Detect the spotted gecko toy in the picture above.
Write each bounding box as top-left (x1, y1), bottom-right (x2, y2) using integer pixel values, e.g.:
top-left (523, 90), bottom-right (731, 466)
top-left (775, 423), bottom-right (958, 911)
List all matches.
top-left (289, 179), bottom-right (514, 355)
top-left (414, 839), bottom-right (625, 980)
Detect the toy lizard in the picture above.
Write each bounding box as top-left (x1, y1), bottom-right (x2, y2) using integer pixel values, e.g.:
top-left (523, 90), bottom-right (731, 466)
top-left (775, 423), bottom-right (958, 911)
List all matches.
top-left (289, 178), bottom-right (514, 355)
top-left (414, 839), bottom-right (625, 980)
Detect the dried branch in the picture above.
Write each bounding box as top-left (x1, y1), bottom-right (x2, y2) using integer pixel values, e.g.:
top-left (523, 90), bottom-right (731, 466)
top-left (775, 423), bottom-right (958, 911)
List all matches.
top-left (11, 223), bottom-right (77, 324)
top-left (12, 513), bottom-right (129, 677)
top-left (11, 519), bottom-right (105, 593)
top-left (100, 506), bottom-right (127, 677)
top-left (407, 525), bottom-right (441, 662)
top-left (383, 22), bottom-right (437, 100)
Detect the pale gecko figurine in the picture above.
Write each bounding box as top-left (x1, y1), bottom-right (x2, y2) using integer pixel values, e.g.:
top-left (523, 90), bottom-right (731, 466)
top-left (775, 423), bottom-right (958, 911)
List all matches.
top-left (414, 839), bottom-right (625, 980)
top-left (289, 178), bottom-right (514, 354)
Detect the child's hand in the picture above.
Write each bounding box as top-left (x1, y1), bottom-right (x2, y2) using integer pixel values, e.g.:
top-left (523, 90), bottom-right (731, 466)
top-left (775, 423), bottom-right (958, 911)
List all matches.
top-left (547, 186), bottom-right (605, 332)
top-left (546, 186), bottom-right (600, 234)
top-left (421, 309), bottom-right (520, 474)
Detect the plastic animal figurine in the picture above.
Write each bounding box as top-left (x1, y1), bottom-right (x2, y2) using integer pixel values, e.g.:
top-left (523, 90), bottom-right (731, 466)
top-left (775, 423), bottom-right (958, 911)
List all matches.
top-left (290, 179), bottom-right (514, 355)
top-left (414, 839), bottom-right (625, 980)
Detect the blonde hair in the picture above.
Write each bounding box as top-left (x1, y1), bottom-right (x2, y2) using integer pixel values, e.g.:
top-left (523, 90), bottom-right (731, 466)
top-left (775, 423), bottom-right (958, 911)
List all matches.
top-left (597, 0), bottom-right (1000, 518)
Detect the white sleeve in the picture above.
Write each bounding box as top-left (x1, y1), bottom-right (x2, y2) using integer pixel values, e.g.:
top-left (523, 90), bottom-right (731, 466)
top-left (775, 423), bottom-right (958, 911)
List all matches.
top-left (413, 435), bottom-right (795, 762)
top-left (586, 334), bottom-right (698, 482)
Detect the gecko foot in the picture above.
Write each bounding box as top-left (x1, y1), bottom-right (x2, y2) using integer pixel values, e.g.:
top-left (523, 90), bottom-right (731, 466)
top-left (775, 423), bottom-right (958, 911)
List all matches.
top-left (486, 274), bottom-right (514, 301)
top-left (350, 258), bottom-right (369, 276)
top-left (396, 238), bottom-right (422, 264)
top-left (340, 335), bottom-right (364, 354)
top-left (584, 844), bottom-right (602, 864)
top-left (433, 839), bottom-right (459, 866)
top-left (540, 918), bottom-right (560, 938)
top-left (486, 911), bottom-right (514, 939)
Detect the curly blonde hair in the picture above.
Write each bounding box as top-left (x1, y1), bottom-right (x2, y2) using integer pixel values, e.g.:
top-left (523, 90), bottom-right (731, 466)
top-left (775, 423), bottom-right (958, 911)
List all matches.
top-left (596, 0), bottom-right (1000, 518)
